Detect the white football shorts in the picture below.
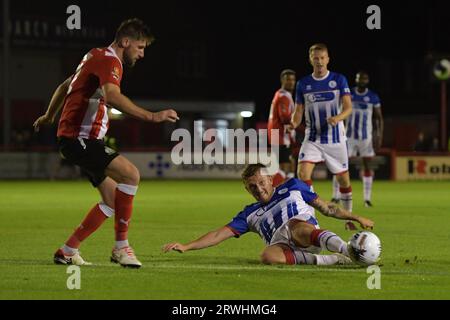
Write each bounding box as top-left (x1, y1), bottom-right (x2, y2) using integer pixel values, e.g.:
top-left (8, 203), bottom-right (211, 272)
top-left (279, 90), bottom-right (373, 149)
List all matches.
top-left (347, 138), bottom-right (375, 157)
top-left (270, 212), bottom-right (321, 254)
top-left (298, 140), bottom-right (349, 174)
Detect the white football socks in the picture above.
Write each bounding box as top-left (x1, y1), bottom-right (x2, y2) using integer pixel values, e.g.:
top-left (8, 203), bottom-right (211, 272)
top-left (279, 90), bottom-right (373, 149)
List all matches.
top-left (115, 240), bottom-right (129, 249)
top-left (317, 230), bottom-right (349, 256)
top-left (363, 175), bottom-right (373, 201)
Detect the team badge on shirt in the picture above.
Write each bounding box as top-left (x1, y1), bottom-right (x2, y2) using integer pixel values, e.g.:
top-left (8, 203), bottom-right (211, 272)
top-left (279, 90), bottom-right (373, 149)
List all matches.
top-left (112, 66), bottom-right (120, 80)
top-left (307, 94), bottom-right (316, 102)
top-left (328, 80), bottom-right (337, 88)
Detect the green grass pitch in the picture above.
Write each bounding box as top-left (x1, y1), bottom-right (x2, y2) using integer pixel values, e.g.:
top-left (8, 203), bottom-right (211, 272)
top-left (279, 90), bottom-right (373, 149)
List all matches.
top-left (0, 179), bottom-right (449, 299)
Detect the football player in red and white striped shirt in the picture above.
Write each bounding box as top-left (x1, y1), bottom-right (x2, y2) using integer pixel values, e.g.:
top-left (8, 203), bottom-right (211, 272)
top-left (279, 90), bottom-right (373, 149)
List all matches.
top-left (268, 69), bottom-right (297, 186)
top-left (33, 18), bottom-right (179, 268)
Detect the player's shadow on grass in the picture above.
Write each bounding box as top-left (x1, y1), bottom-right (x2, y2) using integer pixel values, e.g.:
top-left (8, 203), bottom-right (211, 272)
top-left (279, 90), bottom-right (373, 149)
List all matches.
top-left (146, 254), bottom-right (260, 266)
top-left (144, 254), bottom-right (366, 269)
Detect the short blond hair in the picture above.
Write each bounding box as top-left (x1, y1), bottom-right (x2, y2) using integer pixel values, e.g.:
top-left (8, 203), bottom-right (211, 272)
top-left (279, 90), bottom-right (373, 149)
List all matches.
top-left (309, 43), bottom-right (328, 56)
top-left (241, 163), bottom-right (266, 182)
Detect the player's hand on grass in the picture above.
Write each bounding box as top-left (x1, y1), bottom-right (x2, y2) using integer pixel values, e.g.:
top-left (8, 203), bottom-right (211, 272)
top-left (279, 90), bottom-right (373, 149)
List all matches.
top-left (357, 217), bottom-right (374, 230)
top-left (163, 242), bottom-right (188, 253)
top-left (153, 109), bottom-right (179, 123)
top-left (327, 116), bottom-right (339, 127)
top-left (33, 114), bottom-right (54, 132)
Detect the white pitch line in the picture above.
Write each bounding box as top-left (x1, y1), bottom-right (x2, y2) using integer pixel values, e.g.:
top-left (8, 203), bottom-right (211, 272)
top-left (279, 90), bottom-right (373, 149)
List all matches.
top-left (86, 262), bottom-right (450, 276)
top-left (3, 260), bottom-right (447, 276)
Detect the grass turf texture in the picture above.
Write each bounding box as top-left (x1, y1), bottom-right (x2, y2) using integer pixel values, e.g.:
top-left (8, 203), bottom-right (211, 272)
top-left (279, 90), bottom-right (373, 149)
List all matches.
top-left (0, 180), bottom-right (449, 299)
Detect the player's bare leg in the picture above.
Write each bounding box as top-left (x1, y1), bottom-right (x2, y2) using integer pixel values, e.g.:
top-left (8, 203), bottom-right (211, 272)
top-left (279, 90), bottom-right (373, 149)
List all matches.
top-left (261, 244), bottom-right (294, 264)
top-left (105, 155), bottom-right (142, 268)
top-left (97, 177), bottom-right (117, 209)
top-left (54, 178), bottom-right (117, 266)
top-left (289, 155), bottom-right (296, 178)
top-left (335, 171), bottom-right (356, 230)
top-left (362, 157), bottom-right (374, 207)
top-left (280, 163), bottom-right (291, 177)
top-left (298, 162), bottom-right (316, 191)
top-left (261, 244), bottom-right (321, 265)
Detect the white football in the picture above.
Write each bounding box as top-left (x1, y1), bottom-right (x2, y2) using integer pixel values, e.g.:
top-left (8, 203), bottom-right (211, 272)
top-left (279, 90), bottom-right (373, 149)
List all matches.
top-left (348, 231), bottom-right (381, 266)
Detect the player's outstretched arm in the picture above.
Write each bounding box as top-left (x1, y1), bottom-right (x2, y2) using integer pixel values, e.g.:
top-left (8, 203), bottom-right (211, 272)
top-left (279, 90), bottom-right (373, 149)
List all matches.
top-left (33, 76), bottom-right (73, 132)
top-left (102, 83), bottom-right (179, 123)
top-left (310, 196), bottom-right (374, 230)
top-left (289, 103), bottom-right (304, 130)
top-left (162, 226), bottom-right (236, 253)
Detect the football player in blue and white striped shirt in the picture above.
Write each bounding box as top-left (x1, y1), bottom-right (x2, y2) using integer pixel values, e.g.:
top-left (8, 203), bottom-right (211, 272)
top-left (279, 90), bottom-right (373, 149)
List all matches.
top-left (163, 164), bottom-right (374, 266)
top-left (332, 71), bottom-right (384, 207)
top-left (289, 43), bottom-right (356, 230)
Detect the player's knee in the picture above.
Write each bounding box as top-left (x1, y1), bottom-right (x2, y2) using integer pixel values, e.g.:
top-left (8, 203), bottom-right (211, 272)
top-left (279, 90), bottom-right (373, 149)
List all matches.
top-left (260, 250), bottom-right (285, 265)
top-left (289, 221), bottom-right (314, 248)
top-left (260, 252), bottom-right (274, 265)
top-left (121, 164), bottom-right (140, 185)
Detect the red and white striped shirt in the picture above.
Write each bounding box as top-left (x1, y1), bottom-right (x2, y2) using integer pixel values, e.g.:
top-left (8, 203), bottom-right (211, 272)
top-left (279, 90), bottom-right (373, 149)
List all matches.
top-left (57, 46), bottom-right (123, 139)
top-left (267, 89), bottom-right (295, 146)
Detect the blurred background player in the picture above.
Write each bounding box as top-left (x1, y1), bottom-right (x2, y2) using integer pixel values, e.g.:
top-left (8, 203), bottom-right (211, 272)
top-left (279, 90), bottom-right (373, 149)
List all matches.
top-left (332, 71), bottom-right (384, 207)
top-left (33, 18), bottom-right (179, 267)
top-left (289, 43), bottom-right (356, 230)
top-left (163, 163), bottom-right (374, 266)
top-left (268, 69), bottom-right (297, 186)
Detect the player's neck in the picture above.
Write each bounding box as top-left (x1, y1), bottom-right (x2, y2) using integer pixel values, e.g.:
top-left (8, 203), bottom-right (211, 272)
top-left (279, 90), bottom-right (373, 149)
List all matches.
top-left (312, 69), bottom-right (329, 79)
top-left (356, 86), bottom-right (368, 94)
top-left (110, 42), bottom-right (124, 63)
top-left (281, 86), bottom-right (293, 94)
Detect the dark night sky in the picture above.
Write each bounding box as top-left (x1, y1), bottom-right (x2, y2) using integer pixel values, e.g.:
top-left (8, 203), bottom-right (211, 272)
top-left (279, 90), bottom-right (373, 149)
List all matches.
top-left (7, 0), bottom-right (450, 121)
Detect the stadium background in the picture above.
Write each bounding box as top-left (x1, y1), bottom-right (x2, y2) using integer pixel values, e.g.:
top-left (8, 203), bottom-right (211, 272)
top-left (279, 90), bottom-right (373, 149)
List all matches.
top-left (1, 1), bottom-right (449, 156)
top-left (1, 0), bottom-right (450, 301)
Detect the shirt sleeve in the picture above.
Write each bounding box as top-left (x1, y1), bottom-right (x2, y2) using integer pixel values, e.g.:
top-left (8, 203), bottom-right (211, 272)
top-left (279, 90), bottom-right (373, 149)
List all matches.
top-left (338, 75), bottom-right (351, 97)
top-left (373, 94), bottom-right (381, 108)
top-left (293, 179), bottom-right (319, 203)
top-left (301, 188), bottom-right (319, 204)
top-left (295, 81), bottom-right (305, 105)
top-left (95, 56), bottom-right (122, 87)
top-left (226, 211), bottom-right (250, 238)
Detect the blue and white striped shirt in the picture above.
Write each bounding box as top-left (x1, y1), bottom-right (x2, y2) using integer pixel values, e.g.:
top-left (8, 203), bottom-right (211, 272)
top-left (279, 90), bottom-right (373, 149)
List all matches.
top-left (347, 87), bottom-right (381, 141)
top-left (296, 71), bottom-right (351, 144)
top-left (226, 179), bottom-right (318, 245)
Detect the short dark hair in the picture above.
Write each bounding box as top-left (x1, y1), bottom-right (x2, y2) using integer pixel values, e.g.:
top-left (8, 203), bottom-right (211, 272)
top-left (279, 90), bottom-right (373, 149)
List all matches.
top-left (357, 70), bottom-right (369, 77)
top-left (309, 43), bottom-right (328, 56)
top-left (241, 163), bottom-right (266, 181)
top-left (280, 69), bottom-right (296, 81)
top-left (115, 18), bottom-right (154, 44)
